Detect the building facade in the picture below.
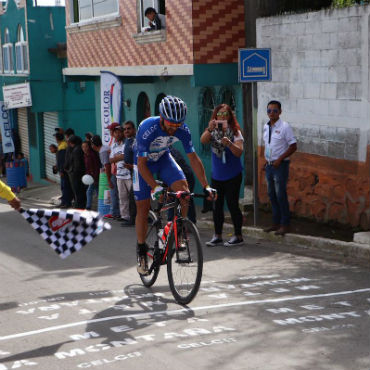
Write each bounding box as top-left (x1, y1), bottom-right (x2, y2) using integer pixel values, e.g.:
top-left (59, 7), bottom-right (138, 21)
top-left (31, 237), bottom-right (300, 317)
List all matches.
top-left (0, 0), bottom-right (95, 183)
top-left (256, 6), bottom-right (370, 229)
top-left (63, 0), bottom-right (246, 192)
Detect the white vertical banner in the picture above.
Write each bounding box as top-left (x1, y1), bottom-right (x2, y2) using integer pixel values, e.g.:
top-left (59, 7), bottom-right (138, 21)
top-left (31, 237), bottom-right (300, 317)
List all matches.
top-left (100, 71), bottom-right (122, 146)
top-left (0, 101), bottom-right (15, 154)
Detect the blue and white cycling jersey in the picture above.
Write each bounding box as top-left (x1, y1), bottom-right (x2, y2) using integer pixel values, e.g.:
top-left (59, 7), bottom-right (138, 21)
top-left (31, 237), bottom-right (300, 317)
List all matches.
top-left (136, 116), bottom-right (195, 162)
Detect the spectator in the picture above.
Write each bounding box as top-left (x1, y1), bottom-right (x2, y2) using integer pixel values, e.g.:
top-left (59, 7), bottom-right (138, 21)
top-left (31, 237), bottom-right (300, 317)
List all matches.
top-left (200, 103), bottom-right (244, 247)
top-left (54, 132), bottom-right (73, 208)
top-left (262, 100), bottom-right (297, 236)
top-left (55, 127), bottom-right (64, 135)
top-left (49, 144), bottom-right (58, 173)
top-left (0, 179), bottom-right (21, 210)
top-left (109, 125), bottom-right (132, 223)
top-left (167, 146), bottom-right (196, 224)
top-left (91, 135), bottom-right (113, 216)
top-left (82, 140), bottom-right (101, 210)
top-left (16, 152), bottom-right (29, 176)
top-left (106, 122), bottom-right (121, 220)
top-left (122, 120), bottom-right (136, 226)
top-left (67, 135), bottom-right (86, 209)
top-left (63, 128), bottom-right (76, 206)
top-left (85, 132), bottom-right (93, 142)
top-left (144, 7), bottom-right (166, 31)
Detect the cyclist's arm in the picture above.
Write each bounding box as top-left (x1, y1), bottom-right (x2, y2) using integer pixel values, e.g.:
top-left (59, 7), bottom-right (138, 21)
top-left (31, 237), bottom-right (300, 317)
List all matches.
top-left (187, 152), bottom-right (209, 188)
top-left (137, 156), bottom-right (157, 190)
top-left (0, 179), bottom-right (16, 201)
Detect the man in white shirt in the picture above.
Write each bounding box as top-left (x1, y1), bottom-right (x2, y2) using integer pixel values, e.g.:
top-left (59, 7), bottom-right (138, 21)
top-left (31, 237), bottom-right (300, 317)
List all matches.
top-left (109, 125), bottom-right (132, 224)
top-left (262, 100), bottom-right (297, 236)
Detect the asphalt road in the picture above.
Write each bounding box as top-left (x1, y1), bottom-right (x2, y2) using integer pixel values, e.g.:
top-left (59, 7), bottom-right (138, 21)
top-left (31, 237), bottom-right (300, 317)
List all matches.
top-left (0, 200), bottom-right (369, 370)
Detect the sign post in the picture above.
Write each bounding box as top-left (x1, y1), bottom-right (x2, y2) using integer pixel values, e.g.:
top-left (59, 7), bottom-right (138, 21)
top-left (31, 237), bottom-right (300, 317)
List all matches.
top-left (238, 48), bottom-right (271, 226)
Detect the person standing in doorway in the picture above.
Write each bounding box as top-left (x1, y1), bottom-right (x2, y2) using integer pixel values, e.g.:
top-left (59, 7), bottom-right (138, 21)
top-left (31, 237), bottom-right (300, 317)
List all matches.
top-left (54, 132), bottom-right (73, 208)
top-left (262, 100), bottom-right (297, 236)
top-left (67, 135), bottom-right (87, 209)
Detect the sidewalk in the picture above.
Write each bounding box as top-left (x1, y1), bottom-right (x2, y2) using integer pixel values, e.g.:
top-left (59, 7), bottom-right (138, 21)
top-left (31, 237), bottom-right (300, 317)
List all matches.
top-left (17, 181), bottom-right (370, 266)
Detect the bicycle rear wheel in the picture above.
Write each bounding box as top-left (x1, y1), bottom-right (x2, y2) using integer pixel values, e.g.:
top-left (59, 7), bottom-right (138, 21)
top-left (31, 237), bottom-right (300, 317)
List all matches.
top-left (167, 218), bottom-right (203, 305)
top-left (140, 210), bottom-right (160, 287)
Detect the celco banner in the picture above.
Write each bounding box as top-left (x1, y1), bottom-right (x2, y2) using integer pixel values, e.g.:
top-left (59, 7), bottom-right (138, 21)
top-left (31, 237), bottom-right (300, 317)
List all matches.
top-left (0, 101), bottom-right (15, 154)
top-left (100, 71), bottom-right (122, 146)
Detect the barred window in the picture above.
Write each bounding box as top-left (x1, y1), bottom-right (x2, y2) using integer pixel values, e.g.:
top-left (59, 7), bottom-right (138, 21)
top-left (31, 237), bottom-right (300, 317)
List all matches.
top-left (199, 88), bottom-right (215, 156)
top-left (2, 28), bottom-right (13, 74)
top-left (15, 25), bottom-right (29, 74)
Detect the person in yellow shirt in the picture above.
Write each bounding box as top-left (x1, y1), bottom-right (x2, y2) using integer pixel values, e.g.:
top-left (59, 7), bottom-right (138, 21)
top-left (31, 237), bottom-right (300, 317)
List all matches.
top-left (0, 179), bottom-right (21, 210)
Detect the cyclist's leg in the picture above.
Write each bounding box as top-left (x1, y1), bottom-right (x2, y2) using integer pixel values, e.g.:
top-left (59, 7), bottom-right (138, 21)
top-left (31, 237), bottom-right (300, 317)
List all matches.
top-left (160, 152), bottom-right (188, 217)
top-left (136, 198), bottom-right (151, 243)
top-left (133, 163), bottom-right (153, 273)
top-left (170, 179), bottom-right (189, 217)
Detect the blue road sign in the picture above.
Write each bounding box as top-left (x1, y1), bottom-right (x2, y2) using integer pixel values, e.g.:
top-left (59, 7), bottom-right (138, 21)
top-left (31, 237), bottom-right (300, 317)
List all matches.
top-left (238, 48), bottom-right (271, 82)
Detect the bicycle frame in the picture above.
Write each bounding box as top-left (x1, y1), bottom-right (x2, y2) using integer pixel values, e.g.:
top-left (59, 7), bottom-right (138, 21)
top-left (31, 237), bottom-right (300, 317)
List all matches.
top-left (150, 191), bottom-right (188, 266)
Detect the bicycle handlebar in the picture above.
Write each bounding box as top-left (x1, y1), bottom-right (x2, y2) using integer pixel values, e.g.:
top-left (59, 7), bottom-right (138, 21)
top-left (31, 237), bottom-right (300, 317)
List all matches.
top-left (166, 191), bottom-right (208, 199)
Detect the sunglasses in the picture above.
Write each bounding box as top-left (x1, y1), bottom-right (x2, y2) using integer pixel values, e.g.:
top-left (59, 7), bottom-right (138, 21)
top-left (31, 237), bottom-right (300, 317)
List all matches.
top-left (267, 109), bottom-right (279, 114)
top-left (164, 120), bottom-right (182, 128)
top-left (216, 111), bottom-right (229, 117)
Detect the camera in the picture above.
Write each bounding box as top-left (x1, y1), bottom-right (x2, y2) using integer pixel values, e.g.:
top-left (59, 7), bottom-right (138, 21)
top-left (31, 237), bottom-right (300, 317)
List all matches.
top-left (215, 120), bottom-right (227, 131)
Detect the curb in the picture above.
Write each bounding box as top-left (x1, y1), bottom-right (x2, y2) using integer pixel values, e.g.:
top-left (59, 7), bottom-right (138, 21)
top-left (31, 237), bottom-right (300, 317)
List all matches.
top-left (197, 220), bottom-right (370, 266)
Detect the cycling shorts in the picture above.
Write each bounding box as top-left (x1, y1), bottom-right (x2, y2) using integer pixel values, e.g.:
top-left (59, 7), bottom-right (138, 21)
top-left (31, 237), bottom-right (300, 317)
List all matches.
top-left (133, 151), bottom-right (186, 201)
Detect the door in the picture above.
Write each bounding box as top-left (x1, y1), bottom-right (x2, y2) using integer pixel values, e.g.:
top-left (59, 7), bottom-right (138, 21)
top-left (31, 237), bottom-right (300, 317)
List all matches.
top-left (43, 112), bottom-right (59, 182)
top-left (17, 107), bottom-right (29, 161)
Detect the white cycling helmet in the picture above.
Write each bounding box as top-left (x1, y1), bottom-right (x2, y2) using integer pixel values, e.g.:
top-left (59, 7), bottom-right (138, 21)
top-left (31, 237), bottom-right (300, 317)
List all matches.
top-left (159, 96), bottom-right (187, 124)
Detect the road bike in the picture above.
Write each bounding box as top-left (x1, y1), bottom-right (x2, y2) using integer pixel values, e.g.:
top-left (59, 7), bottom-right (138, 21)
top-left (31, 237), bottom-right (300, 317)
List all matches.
top-left (138, 187), bottom-right (206, 305)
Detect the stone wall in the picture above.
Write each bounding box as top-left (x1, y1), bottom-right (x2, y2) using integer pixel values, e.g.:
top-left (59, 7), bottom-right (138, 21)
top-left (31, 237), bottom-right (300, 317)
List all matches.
top-left (256, 6), bottom-right (370, 229)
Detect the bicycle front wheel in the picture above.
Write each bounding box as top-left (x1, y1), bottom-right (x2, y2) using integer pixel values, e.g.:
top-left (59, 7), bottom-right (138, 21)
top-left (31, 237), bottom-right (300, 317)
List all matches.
top-left (140, 210), bottom-right (160, 287)
top-left (167, 218), bottom-right (203, 305)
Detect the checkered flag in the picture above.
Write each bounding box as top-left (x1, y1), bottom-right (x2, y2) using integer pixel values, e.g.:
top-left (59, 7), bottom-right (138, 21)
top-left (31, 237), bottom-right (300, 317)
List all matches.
top-left (19, 208), bottom-right (111, 259)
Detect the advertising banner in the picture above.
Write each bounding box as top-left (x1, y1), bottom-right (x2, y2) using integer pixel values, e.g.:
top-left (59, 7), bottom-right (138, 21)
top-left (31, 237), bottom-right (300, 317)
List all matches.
top-left (0, 101), bottom-right (15, 153)
top-left (100, 71), bottom-right (122, 146)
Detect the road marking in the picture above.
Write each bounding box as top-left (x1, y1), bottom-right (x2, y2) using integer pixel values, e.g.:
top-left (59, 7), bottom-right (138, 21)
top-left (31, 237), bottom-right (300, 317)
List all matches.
top-left (1, 287), bottom-right (369, 341)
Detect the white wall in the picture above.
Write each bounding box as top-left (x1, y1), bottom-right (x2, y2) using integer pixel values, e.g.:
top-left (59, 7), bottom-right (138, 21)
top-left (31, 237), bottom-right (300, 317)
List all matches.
top-left (256, 6), bottom-right (370, 162)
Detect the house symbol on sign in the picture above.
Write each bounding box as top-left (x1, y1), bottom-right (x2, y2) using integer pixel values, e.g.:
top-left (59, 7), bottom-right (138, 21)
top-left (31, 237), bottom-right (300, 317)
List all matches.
top-left (242, 52), bottom-right (268, 79)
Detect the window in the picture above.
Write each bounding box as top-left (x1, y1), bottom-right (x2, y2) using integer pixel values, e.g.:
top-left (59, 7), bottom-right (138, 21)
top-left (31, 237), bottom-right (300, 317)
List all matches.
top-left (199, 88), bottom-right (216, 155)
top-left (154, 93), bottom-right (166, 116)
top-left (138, 0), bottom-right (165, 31)
top-left (136, 92), bottom-right (151, 125)
top-left (15, 25), bottom-right (28, 74)
top-left (2, 28), bottom-right (13, 74)
top-left (77, 0), bottom-right (118, 21)
top-left (220, 87), bottom-right (236, 113)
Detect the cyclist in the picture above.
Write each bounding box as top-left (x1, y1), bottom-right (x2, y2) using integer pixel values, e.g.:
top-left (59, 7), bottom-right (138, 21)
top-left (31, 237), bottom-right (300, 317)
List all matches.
top-left (133, 95), bottom-right (216, 274)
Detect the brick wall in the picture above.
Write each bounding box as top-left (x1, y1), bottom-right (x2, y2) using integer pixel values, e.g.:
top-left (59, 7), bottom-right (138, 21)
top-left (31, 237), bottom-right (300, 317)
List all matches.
top-left (192, 0), bottom-right (245, 64)
top-left (256, 6), bottom-right (370, 229)
top-left (65, 0), bottom-right (193, 67)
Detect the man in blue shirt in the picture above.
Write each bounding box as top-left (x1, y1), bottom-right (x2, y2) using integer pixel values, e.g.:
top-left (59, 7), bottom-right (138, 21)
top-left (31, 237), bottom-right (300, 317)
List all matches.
top-left (134, 96), bottom-right (216, 274)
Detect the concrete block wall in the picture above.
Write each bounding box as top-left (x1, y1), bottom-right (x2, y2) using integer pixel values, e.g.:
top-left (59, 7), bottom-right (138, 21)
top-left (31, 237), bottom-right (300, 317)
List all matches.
top-left (256, 6), bottom-right (370, 229)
